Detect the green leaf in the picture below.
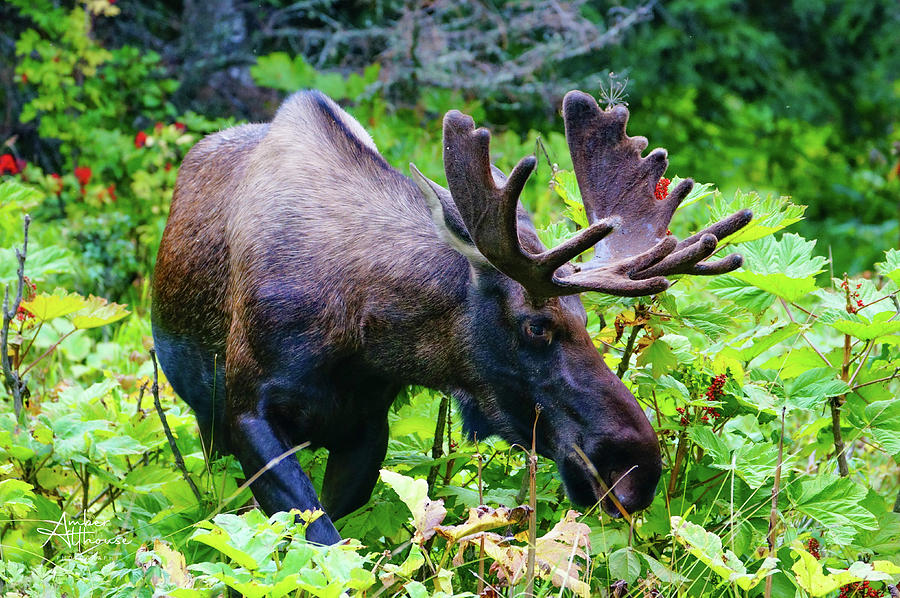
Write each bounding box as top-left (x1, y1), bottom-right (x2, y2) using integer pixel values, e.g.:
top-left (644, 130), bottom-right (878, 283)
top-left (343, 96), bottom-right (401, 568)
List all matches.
top-left (670, 517), bottom-right (776, 590)
top-left (710, 190), bottom-right (805, 244)
top-left (784, 367), bottom-right (848, 410)
top-left (380, 469), bottom-right (446, 542)
top-left (864, 400), bottom-right (900, 457)
top-left (636, 338), bottom-right (678, 377)
top-left (707, 275), bottom-right (775, 313)
top-left (609, 547), bottom-right (642, 584)
top-left (726, 234), bottom-right (827, 302)
top-left (0, 479), bottom-right (36, 518)
top-left (830, 311), bottom-right (900, 340)
top-left (876, 248), bottom-right (900, 286)
top-left (788, 475), bottom-right (878, 545)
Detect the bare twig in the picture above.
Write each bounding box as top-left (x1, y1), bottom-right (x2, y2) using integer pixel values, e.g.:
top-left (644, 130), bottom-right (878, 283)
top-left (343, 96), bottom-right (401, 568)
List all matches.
top-left (1, 214), bottom-right (31, 419)
top-left (149, 348), bottom-right (204, 504)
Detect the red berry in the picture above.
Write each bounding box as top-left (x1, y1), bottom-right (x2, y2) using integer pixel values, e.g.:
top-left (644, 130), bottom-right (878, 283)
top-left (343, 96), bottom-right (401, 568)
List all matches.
top-left (135, 130), bottom-right (148, 148)
top-left (654, 177), bottom-right (670, 201)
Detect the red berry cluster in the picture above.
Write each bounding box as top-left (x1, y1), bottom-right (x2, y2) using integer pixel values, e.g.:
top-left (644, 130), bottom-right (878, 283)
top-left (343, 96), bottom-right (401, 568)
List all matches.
top-left (655, 177), bottom-right (670, 201)
top-left (839, 581), bottom-right (884, 598)
top-left (14, 276), bottom-right (37, 322)
top-left (676, 374), bottom-right (726, 426)
top-left (840, 279), bottom-right (864, 314)
top-left (806, 537), bottom-right (821, 559)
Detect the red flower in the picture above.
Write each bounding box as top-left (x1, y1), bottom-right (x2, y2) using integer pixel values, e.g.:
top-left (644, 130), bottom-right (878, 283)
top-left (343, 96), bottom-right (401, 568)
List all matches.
top-left (174, 122), bottom-right (186, 132)
top-left (135, 131), bottom-right (148, 148)
top-left (655, 177), bottom-right (670, 201)
top-left (74, 166), bottom-right (92, 192)
top-left (0, 154), bottom-right (19, 175)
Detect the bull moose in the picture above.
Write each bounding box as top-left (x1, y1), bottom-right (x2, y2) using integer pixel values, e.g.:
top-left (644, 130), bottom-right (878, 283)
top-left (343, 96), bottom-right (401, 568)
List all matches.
top-left (151, 89), bottom-right (752, 544)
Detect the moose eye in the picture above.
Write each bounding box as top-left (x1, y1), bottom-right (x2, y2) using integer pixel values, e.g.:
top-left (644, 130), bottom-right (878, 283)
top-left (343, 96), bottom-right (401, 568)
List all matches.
top-left (523, 320), bottom-right (552, 344)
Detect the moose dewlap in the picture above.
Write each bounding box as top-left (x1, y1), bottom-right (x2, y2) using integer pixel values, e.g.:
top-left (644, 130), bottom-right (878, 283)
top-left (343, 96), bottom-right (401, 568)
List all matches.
top-left (151, 89), bottom-right (751, 544)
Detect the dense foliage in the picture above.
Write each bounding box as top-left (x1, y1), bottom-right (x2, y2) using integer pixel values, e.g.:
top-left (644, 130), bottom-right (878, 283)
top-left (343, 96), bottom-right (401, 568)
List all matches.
top-left (1, 1), bottom-right (898, 597)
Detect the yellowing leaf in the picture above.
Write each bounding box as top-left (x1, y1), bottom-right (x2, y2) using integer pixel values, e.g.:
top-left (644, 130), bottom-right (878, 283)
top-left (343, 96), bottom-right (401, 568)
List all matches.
top-left (790, 541), bottom-right (900, 596)
top-left (435, 504), bottom-right (531, 543)
top-left (20, 289), bottom-right (89, 321)
top-left (379, 469), bottom-right (446, 543)
top-left (69, 295), bottom-right (130, 328)
top-left (671, 517), bottom-right (776, 590)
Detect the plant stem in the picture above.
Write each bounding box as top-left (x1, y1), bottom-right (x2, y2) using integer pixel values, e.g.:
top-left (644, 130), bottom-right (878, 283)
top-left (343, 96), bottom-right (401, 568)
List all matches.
top-left (1, 215), bottom-right (31, 420)
top-left (667, 428), bottom-right (689, 500)
top-left (525, 406), bottom-right (540, 598)
top-left (616, 324), bottom-right (643, 379)
top-left (764, 407), bottom-right (786, 598)
top-left (150, 348), bottom-right (204, 503)
top-left (427, 393), bottom-right (449, 490)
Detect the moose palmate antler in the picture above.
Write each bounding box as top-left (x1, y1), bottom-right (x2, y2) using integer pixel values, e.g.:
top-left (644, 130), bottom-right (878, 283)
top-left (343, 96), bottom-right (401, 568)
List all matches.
top-left (411, 92), bottom-right (753, 299)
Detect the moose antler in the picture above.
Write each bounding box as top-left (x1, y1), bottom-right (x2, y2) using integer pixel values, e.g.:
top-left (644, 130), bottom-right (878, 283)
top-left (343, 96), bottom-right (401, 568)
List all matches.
top-left (413, 100), bottom-right (752, 299)
top-left (562, 90), bottom-right (752, 279)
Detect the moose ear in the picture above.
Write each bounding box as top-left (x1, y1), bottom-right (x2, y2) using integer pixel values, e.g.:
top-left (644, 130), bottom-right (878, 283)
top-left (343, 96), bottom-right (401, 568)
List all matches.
top-left (409, 163), bottom-right (490, 266)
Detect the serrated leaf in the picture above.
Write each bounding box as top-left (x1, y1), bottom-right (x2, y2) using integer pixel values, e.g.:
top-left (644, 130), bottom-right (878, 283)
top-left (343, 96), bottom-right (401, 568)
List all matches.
top-left (710, 190), bottom-right (805, 244)
top-left (830, 311), bottom-right (900, 341)
top-left (708, 275), bottom-right (776, 313)
top-left (730, 271), bottom-right (819, 303)
top-left (636, 338), bottom-right (678, 377)
top-left (876, 248), bottom-right (900, 286)
top-left (784, 367), bottom-right (848, 410)
top-left (69, 295), bottom-right (130, 328)
top-left (671, 517), bottom-right (776, 590)
top-left (19, 288), bottom-right (88, 321)
top-left (435, 504), bottom-right (530, 543)
top-left (609, 547), bottom-right (642, 584)
top-left (864, 400), bottom-right (900, 457)
top-left (788, 475), bottom-right (877, 545)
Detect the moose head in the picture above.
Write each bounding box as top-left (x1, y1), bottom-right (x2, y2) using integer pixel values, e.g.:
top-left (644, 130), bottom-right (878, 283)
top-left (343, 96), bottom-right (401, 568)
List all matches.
top-left (152, 89), bottom-right (751, 544)
top-left (408, 90), bottom-right (752, 516)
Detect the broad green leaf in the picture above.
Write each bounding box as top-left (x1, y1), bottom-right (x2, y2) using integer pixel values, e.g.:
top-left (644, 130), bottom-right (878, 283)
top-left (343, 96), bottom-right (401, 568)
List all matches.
top-left (876, 248), bottom-right (900, 286)
top-left (670, 517), bottom-right (777, 590)
top-left (761, 347), bottom-right (827, 379)
top-left (864, 400), bottom-right (900, 457)
top-left (707, 275), bottom-right (775, 313)
top-left (732, 322), bottom-right (800, 363)
top-left (710, 190), bottom-right (805, 244)
top-left (0, 479), bottom-right (35, 517)
top-left (609, 547), bottom-right (642, 584)
top-left (19, 288), bottom-right (88, 321)
top-left (788, 475), bottom-right (877, 544)
top-left (676, 303), bottom-right (734, 339)
top-left (636, 338), bottom-right (678, 377)
top-left (727, 234), bottom-right (827, 302)
top-left (672, 177), bottom-right (715, 209)
top-left (640, 551), bottom-right (689, 584)
top-left (784, 367), bottom-right (848, 410)
top-left (729, 271), bottom-right (818, 303)
top-left (830, 311), bottom-right (900, 340)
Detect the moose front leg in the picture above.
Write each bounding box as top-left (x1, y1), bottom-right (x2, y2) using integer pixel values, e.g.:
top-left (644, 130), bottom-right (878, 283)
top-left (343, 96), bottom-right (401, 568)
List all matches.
top-left (229, 410), bottom-right (342, 545)
top-left (320, 416), bottom-right (389, 521)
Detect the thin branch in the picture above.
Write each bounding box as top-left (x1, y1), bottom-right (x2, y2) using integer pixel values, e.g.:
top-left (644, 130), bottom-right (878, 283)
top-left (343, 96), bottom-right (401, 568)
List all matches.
top-left (780, 299), bottom-right (832, 367)
top-left (852, 368), bottom-right (900, 391)
top-left (149, 348), bottom-right (204, 504)
top-left (1, 214), bottom-right (31, 419)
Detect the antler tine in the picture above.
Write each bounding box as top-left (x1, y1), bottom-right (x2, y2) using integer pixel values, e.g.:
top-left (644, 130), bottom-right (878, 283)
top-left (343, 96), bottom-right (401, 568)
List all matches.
top-left (440, 110), bottom-right (617, 298)
top-left (559, 90), bottom-right (753, 292)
